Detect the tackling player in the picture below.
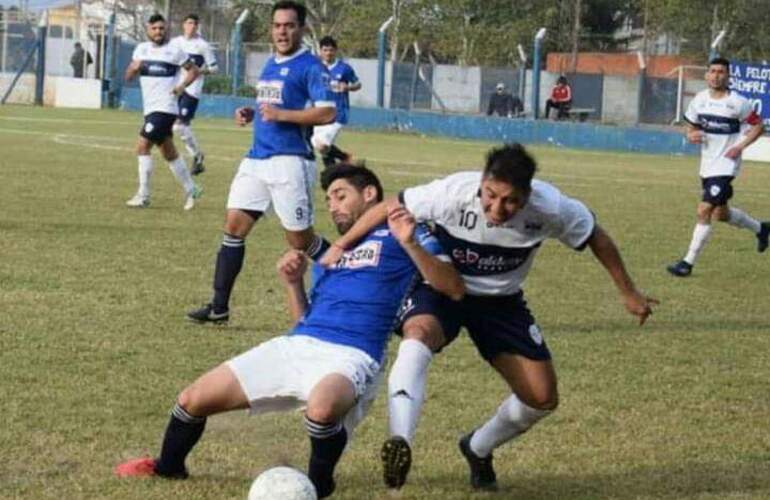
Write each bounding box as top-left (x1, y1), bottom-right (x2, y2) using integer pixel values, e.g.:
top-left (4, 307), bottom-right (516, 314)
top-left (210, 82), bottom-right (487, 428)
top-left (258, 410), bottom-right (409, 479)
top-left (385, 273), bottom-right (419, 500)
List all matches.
top-left (125, 13), bottom-right (202, 211)
top-left (323, 143), bottom-right (657, 492)
top-left (311, 36), bottom-right (361, 169)
top-left (667, 57), bottom-right (768, 277)
top-left (187, 1), bottom-right (336, 323)
top-left (114, 165), bottom-right (464, 499)
top-left (170, 14), bottom-right (218, 176)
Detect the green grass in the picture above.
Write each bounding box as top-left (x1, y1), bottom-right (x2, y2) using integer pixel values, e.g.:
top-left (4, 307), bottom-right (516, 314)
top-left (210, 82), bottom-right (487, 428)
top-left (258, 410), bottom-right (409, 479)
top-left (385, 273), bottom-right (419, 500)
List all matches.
top-left (1, 105), bottom-right (769, 499)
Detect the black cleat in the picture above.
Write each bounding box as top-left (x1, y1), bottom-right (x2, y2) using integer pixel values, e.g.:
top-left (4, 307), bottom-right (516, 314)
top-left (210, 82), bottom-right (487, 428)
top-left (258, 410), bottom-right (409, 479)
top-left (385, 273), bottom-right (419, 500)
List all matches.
top-left (186, 303), bottom-right (229, 324)
top-left (191, 153), bottom-right (205, 176)
top-left (757, 222), bottom-right (770, 253)
top-left (459, 432), bottom-right (497, 492)
top-left (666, 260), bottom-right (693, 277)
top-left (381, 436), bottom-right (412, 489)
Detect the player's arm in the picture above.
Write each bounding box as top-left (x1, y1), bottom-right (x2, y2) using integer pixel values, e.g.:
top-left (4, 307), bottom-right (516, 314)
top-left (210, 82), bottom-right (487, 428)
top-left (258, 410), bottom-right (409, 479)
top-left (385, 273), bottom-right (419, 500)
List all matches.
top-left (319, 198), bottom-right (392, 267)
top-left (587, 225), bottom-right (658, 325)
top-left (725, 120), bottom-right (765, 159)
top-left (276, 249), bottom-right (309, 322)
top-left (173, 61), bottom-right (200, 96)
top-left (203, 45), bottom-right (219, 75)
top-left (388, 206), bottom-right (465, 301)
top-left (259, 103), bottom-right (335, 126)
top-left (684, 122), bottom-right (705, 144)
top-left (124, 59), bottom-right (141, 81)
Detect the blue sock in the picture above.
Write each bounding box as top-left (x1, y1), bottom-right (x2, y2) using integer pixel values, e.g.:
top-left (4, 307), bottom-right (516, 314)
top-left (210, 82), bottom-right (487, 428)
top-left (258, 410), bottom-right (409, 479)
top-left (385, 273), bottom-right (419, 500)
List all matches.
top-left (212, 234), bottom-right (244, 312)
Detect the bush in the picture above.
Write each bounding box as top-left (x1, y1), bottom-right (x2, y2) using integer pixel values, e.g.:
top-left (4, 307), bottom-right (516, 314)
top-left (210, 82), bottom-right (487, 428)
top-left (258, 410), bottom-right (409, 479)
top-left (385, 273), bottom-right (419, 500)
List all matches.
top-left (203, 75), bottom-right (256, 98)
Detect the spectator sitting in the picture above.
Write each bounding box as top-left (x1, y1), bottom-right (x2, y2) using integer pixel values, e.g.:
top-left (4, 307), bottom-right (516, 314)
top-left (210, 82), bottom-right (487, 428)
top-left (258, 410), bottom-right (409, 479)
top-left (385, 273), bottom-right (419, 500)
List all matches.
top-left (70, 42), bottom-right (93, 79)
top-left (545, 75), bottom-right (572, 119)
top-left (487, 82), bottom-right (523, 118)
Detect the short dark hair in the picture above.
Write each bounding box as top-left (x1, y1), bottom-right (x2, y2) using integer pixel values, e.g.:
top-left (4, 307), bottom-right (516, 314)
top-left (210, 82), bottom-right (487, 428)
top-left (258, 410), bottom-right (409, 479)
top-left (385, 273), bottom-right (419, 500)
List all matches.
top-left (709, 57), bottom-right (730, 70)
top-left (483, 144), bottom-right (537, 192)
top-left (321, 164), bottom-right (383, 202)
top-left (319, 36), bottom-right (337, 48)
top-left (184, 13), bottom-right (199, 23)
top-left (147, 13), bottom-right (165, 25)
top-left (272, 1), bottom-right (307, 27)
top-left (557, 75), bottom-right (568, 85)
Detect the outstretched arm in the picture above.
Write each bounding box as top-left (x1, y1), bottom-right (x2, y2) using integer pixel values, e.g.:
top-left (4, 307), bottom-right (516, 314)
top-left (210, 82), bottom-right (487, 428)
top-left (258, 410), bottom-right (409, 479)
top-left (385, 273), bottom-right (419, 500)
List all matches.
top-left (587, 224), bottom-right (658, 325)
top-left (276, 250), bottom-right (310, 323)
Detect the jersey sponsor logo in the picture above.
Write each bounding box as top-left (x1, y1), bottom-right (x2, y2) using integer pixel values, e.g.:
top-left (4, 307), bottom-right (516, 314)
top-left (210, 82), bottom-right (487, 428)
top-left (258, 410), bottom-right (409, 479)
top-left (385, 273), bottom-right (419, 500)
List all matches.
top-left (335, 240), bottom-right (382, 269)
top-left (256, 80), bottom-right (284, 104)
top-left (436, 224), bottom-right (538, 275)
top-left (697, 113), bottom-right (740, 135)
top-left (139, 60), bottom-right (179, 77)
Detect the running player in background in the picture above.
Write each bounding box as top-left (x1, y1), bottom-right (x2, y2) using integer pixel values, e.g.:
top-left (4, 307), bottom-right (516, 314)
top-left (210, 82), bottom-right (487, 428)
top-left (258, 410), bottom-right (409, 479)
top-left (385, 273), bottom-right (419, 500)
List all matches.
top-left (125, 13), bottom-right (201, 210)
top-left (667, 57), bottom-right (768, 277)
top-left (311, 36), bottom-right (361, 169)
top-left (187, 1), bottom-right (336, 324)
top-left (114, 165), bottom-right (463, 499)
top-left (170, 14), bottom-right (218, 176)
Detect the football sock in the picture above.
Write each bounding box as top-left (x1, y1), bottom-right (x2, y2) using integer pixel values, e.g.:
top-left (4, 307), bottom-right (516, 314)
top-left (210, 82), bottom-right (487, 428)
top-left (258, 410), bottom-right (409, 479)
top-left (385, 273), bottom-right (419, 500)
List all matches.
top-left (212, 233), bottom-right (245, 313)
top-left (727, 207), bottom-right (761, 234)
top-left (306, 235), bottom-right (331, 261)
top-left (167, 157), bottom-right (196, 194)
top-left (305, 415), bottom-right (347, 493)
top-left (388, 338), bottom-right (433, 444)
top-left (469, 393), bottom-right (550, 458)
top-left (154, 403), bottom-right (206, 476)
top-left (177, 123), bottom-right (200, 158)
top-left (138, 155), bottom-right (153, 198)
top-left (684, 223), bottom-right (712, 265)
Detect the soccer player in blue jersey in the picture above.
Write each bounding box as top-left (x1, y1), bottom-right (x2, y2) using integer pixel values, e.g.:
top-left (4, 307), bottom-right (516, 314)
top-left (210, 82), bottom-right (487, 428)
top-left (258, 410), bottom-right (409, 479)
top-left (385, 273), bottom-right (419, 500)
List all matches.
top-left (311, 36), bottom-right (361, 169)
top-left (324, 144), bottom-right (657, 492)
top-left (114, 164), bottom-right (464, 499)
top-left (187, 1), bottom-right (338, 323)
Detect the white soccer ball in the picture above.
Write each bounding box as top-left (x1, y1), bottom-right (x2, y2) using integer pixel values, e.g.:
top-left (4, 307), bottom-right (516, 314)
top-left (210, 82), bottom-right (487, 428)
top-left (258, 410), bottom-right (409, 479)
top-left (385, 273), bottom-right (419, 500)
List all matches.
top-left (248, 466), bottom-right (318, 500)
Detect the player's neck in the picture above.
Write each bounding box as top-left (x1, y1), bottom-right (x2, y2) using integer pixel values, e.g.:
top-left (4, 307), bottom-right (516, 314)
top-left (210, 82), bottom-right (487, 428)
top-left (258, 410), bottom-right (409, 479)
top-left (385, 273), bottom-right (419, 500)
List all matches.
top-left (708, 87), bottom-right (729, 99)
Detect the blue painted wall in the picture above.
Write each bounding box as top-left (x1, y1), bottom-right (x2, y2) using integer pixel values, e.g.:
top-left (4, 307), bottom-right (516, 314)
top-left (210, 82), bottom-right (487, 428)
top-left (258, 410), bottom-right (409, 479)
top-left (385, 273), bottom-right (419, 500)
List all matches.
top-left (120, 87), bottom-right (696, 156)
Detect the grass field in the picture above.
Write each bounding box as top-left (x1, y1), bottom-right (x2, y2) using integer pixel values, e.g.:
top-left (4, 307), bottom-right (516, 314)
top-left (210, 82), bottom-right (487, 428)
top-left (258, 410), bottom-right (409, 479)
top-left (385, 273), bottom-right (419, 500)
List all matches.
top-left (1, 105), bottom-right (769, 500)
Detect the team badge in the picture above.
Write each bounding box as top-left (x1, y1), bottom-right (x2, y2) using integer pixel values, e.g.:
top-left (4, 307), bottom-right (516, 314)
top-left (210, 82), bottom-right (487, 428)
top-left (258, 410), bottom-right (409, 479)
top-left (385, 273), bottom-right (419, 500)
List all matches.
top-left (280, 67), bottom-right (290, 76)
top-left (144, 122), bottom-right (155, 133)
top-left (710, 185), bottom-right (721, 197)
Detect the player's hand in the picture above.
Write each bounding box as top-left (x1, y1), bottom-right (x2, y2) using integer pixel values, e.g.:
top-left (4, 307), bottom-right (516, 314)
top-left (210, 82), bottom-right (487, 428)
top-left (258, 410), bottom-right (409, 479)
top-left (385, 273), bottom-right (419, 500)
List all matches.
top-left (259, 103), bottom-right (282, 122)
top-left (687, 129), bottom-right (705, 144)
top-left (388, 205), bottom-right (417, 246)
top-left (622, 289), bottom-right (659, 326)
top-left (277, 249), bottom-right (308, 285)
top-left (171, 85), bottom-right (185, 97)
top-left (319, 243), bottom-right (345, 268)
top-left (724, 146), bottom-right (743, 159)
top-left (235, 107), bottom-right (255, 126)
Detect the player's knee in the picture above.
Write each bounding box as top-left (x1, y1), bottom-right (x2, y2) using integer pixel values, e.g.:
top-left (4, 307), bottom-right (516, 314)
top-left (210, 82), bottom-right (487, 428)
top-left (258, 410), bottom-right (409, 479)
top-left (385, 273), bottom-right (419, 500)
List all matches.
top-left (697, 204), bottom-right (714, 221)
top-left (527, 389), bottom-right (559, 411)
top-left (402, 319), bottom-right (444, 352)
top-left (177, 385), bottom-right (203, 416)
top-left (715, 206), bottom-right (730, 222)
top-left (305, 401), bottom-right (338, 425)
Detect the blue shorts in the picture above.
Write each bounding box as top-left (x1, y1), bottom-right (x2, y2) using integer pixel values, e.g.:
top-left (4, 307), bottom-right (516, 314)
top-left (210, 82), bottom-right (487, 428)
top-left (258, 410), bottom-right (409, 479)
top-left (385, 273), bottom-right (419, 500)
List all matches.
top-left (701, 176), bottom-right (734, 206)
top-left (140, 112), bottom-right (176, 145)
top-left (396, 284), bottom-right (551, 362)
top-left (177, 92), bottom-right (199, 124)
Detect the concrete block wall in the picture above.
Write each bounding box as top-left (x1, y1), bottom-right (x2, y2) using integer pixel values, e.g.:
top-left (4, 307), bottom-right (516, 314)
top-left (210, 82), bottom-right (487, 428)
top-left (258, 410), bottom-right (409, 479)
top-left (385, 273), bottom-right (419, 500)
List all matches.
top-left (431, 64), bottom-right (481, 113)
top-left (602, 75), bottom-right (640, 124)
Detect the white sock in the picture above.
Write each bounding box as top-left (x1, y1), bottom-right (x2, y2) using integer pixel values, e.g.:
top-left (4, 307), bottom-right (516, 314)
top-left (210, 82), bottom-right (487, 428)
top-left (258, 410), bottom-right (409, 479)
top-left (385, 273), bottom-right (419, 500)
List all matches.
top-left (727, 207), bottom-right (761, 234)
top-left (683, 223), bottom-right (712, 265)
top-left (137, 155), bottom-right (153, 198)
top-left (167, 157), bottom-right (195, 194)
top-left (387, 339), bottom-right (433, 444)
top-left (469, 393), bottom-right (550, 458)
top-left (176, 123), bottom-right (200, 158)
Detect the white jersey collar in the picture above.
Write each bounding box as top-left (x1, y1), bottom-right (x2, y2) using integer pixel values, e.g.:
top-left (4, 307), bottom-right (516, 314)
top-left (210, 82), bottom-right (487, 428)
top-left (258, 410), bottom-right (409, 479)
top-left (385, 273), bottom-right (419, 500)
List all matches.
top-left (274, 47), bottom-right (308, 64)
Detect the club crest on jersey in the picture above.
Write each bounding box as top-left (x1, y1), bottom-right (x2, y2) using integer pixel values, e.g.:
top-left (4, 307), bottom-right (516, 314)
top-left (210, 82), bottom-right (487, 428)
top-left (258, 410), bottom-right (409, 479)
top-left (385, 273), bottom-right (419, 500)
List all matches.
top-left (256, 80), bottom-right (284, 104)
top-left (280, 67), bottom-right (290, 76)
top-left (335, 240), bottom-right (382, 269)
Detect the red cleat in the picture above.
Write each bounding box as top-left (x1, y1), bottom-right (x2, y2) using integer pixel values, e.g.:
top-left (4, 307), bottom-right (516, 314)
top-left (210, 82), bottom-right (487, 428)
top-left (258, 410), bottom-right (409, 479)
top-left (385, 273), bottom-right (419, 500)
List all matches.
top-left (114, 457), bottom-right (157, 478)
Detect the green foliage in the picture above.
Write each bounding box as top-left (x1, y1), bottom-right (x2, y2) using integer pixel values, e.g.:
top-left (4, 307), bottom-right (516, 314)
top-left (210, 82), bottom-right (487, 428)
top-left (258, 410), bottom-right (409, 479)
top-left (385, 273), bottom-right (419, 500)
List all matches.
top-left (202, 74), bottom-right (256, 97)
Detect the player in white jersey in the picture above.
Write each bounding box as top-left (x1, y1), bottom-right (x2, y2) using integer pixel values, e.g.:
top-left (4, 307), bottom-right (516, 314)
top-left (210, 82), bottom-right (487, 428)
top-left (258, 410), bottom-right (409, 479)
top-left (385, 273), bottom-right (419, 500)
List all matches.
top-left (667, 57), bottom-right (768, 277)
top-left (125, 14), bottom-right (202, 211)
top-left (170, 14), bottom-right (218, 175)
top-left (322, 143), bottom-right (658, 492)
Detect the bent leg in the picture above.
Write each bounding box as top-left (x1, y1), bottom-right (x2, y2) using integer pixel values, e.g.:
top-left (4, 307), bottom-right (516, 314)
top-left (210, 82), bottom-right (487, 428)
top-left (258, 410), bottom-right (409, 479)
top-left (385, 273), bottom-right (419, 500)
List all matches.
top-left (159, 137), bottom-right (195, 194)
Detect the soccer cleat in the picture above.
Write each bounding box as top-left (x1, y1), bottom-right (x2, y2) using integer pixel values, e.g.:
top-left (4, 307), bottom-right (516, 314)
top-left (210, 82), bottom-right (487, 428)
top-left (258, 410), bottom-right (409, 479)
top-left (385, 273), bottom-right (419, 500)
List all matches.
top-left (126, 193), bottom-right (150, 208)
top-left (666, 260), bottom-right (693, 277)
top-left (187, 303), bottom-right (229, 324)
top-left (191, 153), bottom-right (206, 176)
top-left (757, 222), bottom-right (770, 253)
top-left (459, 432), bottom-right (498, 491)
top-left (184, 184), bottom-right (203, 211)
top-left (381, 436), bottom-right (412, 489)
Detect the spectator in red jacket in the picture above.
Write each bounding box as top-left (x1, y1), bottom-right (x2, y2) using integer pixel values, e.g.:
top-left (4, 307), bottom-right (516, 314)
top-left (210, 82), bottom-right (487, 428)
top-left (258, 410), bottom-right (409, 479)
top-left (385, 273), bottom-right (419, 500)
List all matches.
top-left (545, 76), bottom-right (572, 119)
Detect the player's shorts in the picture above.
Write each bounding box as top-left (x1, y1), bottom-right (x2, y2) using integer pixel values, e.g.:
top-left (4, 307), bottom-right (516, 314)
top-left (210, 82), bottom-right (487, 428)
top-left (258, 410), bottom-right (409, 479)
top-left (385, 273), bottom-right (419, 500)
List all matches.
top-left (311, 122), bottom-right (343, 149)
top-left (701, 176), bottom-right (734, 206)
top-left (227, 156), bottom-right (316, 231)
top-left (177, 92), bottom-right (199, 124)
top-left (226, 334), bottom-right (382, 432)
top-left (140, 112), bottom-right (176, 145)
top-left (397, 284), bottom-right (551, 362)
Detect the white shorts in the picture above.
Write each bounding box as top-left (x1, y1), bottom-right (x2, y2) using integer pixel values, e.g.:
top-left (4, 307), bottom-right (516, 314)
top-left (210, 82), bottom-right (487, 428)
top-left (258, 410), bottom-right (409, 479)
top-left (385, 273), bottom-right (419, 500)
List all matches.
top-left (226, 156), bottom-right (316, 231)
top-left (312, 122), bottom-right (343, 149)
top-left (226, 335), bottom-right (382, 432)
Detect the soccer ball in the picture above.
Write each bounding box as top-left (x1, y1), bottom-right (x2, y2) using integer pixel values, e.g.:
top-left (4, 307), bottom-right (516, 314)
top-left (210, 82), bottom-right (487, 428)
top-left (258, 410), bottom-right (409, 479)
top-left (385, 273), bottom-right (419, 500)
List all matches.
top-left (248, 466), bottom-right (318, 500)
